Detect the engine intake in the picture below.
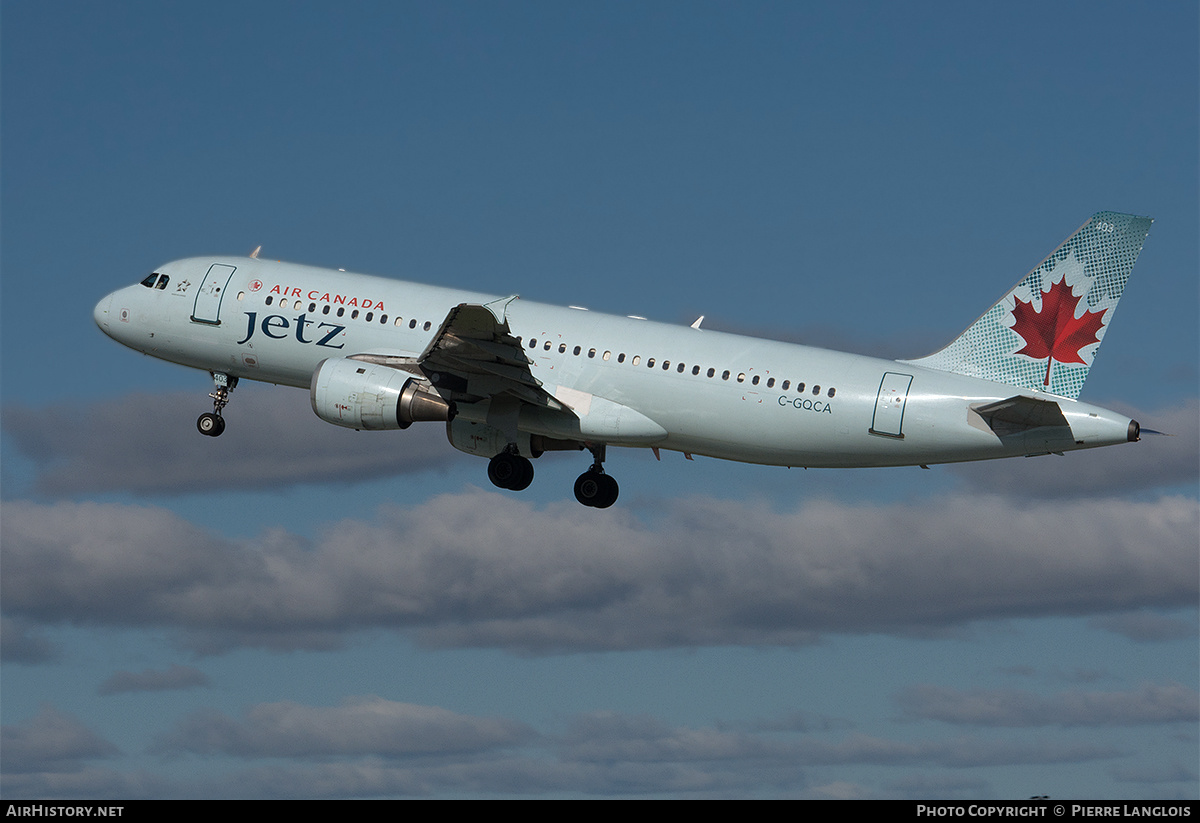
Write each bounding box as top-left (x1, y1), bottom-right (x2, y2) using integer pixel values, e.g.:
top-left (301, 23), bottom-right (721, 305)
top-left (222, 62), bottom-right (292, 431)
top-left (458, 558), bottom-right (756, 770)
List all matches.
top-left (311, 358), bottom-right (454, 430)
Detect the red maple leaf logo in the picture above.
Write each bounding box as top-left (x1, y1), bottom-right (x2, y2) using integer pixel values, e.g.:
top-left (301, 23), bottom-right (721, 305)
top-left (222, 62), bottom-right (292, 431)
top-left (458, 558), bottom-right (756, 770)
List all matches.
top-left (1010, 277), bottom-right (1107, 387)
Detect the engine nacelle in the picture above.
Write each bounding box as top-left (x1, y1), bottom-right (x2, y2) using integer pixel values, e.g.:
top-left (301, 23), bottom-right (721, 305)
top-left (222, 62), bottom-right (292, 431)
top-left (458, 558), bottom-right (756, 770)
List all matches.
top-left (310, 358), bottom-right (453, 430)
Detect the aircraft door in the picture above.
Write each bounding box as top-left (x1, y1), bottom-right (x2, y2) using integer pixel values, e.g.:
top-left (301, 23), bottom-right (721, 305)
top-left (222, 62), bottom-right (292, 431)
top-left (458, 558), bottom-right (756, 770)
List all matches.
top-left (191, 264), bottom-right (237, 325)
top-left (870, 371), bottom-right (913, 438)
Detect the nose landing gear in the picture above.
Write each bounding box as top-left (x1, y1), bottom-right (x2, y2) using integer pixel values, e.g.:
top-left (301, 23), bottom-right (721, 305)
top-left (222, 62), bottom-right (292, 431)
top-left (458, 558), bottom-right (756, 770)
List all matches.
top-left (197, 373), bottom-right (237, 437)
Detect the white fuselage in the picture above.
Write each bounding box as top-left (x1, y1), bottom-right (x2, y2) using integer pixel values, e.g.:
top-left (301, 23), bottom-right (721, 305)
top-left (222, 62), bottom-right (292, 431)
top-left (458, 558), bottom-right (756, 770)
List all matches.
top-left (94, 256), bottom-right (1136, 471)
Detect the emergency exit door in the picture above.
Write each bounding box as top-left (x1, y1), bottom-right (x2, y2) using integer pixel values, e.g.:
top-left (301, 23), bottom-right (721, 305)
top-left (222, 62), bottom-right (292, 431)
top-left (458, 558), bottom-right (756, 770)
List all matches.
top-left (192, 264), bottom-right (237, 324)
top-left (870, 371), bottom-right (913, 438)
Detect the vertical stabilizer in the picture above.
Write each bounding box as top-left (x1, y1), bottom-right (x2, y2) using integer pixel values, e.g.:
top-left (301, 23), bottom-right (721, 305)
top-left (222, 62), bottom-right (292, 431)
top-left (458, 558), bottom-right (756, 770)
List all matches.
top-left (903, 212), bottom-right (1152, 399)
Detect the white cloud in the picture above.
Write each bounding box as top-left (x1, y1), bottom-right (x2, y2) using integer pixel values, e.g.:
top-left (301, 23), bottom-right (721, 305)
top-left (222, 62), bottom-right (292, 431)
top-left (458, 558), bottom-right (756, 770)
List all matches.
top-left (2, 490), bottom-right (1195, 654)
top-left (895, 682), bottom-right (1200, 727)
top-left (0, 617), bottom-right (57, 663)
top-left (133, 704), bottom-right (1127, 798)
top-left (1090, 611), bottom-right (1198, 643)
top-left (2, 389), bottom-right (464, 496)
top-left (98, 664), bottom-right (210, 695)
top-left (154, 696), bottom-right (533, 758)
top-left (0, 705), bottom-right (119, 773)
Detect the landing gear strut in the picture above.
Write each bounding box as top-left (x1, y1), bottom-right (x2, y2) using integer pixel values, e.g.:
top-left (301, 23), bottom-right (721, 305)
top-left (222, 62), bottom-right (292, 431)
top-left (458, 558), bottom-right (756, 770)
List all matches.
top-left (574, 444), bottom-right (618, 508)
top-left (488, 447), bottom-right (534, 491)
top-left (197, 373), bottom-right (237, 437)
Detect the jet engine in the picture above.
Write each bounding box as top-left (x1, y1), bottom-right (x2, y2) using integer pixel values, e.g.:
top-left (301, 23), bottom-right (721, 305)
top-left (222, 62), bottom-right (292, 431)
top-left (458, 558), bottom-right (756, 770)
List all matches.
top-left (310, 357), bottom-right (453, 430)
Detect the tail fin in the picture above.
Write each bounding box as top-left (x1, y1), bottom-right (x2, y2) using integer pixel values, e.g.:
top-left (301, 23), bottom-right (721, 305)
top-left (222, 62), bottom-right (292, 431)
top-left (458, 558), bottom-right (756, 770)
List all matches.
top-left (903, 212), bottom-right (1152, 399)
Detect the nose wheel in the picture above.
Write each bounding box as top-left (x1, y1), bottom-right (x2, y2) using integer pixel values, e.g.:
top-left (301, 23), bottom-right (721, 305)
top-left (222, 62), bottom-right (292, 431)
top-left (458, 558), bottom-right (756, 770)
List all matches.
top-left (197, 373), bottom-right (237, 437)
top-left (197, 412), bottom-right (225, 437)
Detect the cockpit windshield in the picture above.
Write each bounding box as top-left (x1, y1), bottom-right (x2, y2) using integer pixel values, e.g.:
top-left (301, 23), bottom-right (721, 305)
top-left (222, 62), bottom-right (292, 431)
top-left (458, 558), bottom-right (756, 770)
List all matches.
top-left (140, 272), bottom-right (169, 290)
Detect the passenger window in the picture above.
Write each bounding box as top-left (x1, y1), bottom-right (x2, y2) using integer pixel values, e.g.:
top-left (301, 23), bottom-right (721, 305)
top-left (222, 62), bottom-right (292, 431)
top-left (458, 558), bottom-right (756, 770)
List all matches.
top-left (380, 315), bottom-right (388, 324)
top-left (544, 341), bottom-right (552, 351)
top-left (265, 296), bottom-right (274, 306)
top-left (603, 351), bottom-right (611, 361)
top-left (366, 312), bottom-right (374, 322)
top-left (559, 343), bottom-right (567, 353)
top-left (574, 346), bottom-right (582, 356)
top-left (707, 368), bottom-right (715, 378)
top-left (767, 378), bottom-right (775, 388)
top-left (662, 361), bottom-right (670, 370)
top-left (647, 358), bottom-right (655, 368)
top-left (781, 380), bottom-right (790, 390)
top-left (691, 365), bottom-right (700, 375)
top-left (737, 373), bottom-right (745, 383)
top-left (812, 385), bottom-right (820, 395)
top-left (631, 355), bottom-right (641, 366)
top-left (722, 370), bottom-right (730, 380)
top-left (337, 307), bottom-right (345, 317)
top-left (588, 348), bottom-right (596, 358)
top-left (827, 387), bottom-right (836, 398)
top-left (796, 383), bottom-right (805, 393)
top-left (618, 353), bottom-right (626, 363)
top-left (752, 375), bottom-right (760, 385)
top-left (423, 321), bottom-right (431, 331)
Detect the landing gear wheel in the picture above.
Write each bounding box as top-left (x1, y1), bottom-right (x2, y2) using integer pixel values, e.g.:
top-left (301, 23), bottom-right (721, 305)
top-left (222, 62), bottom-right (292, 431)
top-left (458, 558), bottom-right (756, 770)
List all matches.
top-left (488, 452), bottom-right (534, 491)
top-left (509, 458), bottom-right (534, 491)
top-left (197, 412), bottom-right (225, 437)
top-left (198, 373), bottom-right (237, 438)
top-left (574, 470), bottom-right (618, 508)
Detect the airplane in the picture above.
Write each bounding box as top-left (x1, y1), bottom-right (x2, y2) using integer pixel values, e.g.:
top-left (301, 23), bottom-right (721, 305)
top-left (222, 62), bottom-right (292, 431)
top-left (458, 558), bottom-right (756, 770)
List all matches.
top-left (94, 211), bottom-right (1153, 508)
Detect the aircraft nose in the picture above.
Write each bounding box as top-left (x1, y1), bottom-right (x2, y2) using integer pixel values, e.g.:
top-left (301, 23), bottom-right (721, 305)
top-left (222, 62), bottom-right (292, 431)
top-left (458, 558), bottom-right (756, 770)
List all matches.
top-left (93, 294), bottom-right (113, 331)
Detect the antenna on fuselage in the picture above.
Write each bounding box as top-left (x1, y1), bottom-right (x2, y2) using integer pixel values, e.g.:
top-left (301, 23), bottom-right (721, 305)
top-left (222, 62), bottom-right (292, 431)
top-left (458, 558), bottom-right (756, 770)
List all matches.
top-left (249, 245), bottom-right (262, 259)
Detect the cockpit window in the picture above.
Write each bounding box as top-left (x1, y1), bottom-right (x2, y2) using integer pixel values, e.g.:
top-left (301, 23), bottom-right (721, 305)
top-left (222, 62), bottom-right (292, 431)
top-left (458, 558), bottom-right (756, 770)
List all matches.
top-left (140, 273), bottom-right (169, 289)
top-left (141, 273), bottom-right (160, 288)
top-left (155, 275), bottom-right (169, 290)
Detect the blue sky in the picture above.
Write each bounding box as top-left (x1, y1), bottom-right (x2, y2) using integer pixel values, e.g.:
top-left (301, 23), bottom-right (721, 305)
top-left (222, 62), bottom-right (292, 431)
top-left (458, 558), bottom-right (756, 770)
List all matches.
top-left (1, 1), bottom-right (1196, 799)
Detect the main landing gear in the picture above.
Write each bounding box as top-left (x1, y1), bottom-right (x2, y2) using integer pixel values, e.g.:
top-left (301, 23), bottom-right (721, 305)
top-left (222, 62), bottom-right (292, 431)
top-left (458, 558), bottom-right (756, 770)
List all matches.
top-left (197, 373), bottom-right (237, 437)
top-left (573, 444), bottom-right (618, 509)
top-left (486, 442), bottom-right (619, 508)
top-left (487, 448), bottom-right (535, 491)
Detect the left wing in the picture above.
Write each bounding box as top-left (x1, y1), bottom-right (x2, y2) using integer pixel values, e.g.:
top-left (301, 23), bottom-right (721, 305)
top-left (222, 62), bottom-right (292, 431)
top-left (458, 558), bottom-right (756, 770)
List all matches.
top-left (351, 296), bottom-right (568, 411)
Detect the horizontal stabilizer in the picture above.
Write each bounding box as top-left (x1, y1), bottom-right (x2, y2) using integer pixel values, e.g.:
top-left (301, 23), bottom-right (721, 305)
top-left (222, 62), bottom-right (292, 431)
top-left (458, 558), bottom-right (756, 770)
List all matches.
top-left (971, 395), bottom-right (1068, 437)
top-left (905, 212), bottom-right (1152, 399)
